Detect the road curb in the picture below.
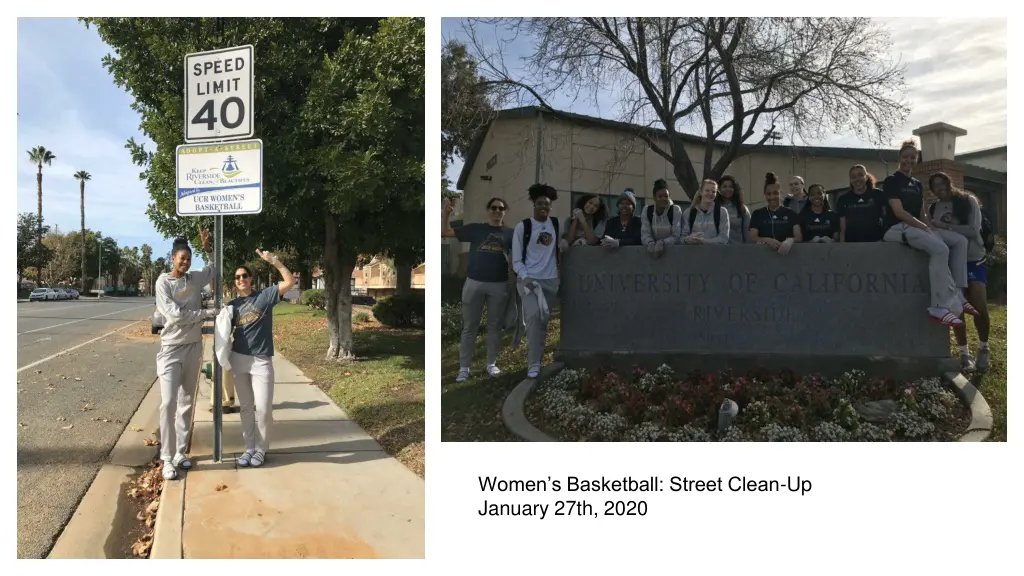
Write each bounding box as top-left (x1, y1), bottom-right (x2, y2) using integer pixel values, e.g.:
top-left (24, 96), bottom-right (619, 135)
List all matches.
top-left (944, 371), bottom-right (994, 442)
top-left (47, 465), bottom-right (135, 558)
top-left (47, 376), bottom-right (161, 558)
top-left (501, 362), bottom-right (563, 442)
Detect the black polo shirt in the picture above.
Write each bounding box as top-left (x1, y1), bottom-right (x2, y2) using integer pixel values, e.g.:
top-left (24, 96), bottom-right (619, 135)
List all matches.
top-left (882, 171), bottom-right (923, 229)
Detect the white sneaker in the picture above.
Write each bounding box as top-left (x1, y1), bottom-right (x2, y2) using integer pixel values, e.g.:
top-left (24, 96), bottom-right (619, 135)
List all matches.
top-left (527, 364), bottom-right (541, 379)
top-left (486, 364), bottom-right (501, 377)
top-left (456, 368), bottom-right (471, 382)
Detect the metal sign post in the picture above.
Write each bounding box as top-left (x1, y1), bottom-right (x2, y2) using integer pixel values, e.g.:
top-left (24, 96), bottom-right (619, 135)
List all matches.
top-left (213, 215), bottom-right (223, 462)
top-left (178, 44), bottom-right (261, 465)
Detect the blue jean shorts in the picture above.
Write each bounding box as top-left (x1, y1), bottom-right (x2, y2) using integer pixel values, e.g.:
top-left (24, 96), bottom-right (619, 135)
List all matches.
top-left (967, 260), bottom-right (987, 285)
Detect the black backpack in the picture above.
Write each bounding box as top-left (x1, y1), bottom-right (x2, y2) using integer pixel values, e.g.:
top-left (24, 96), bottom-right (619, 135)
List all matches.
top-left (687, 204), bottom-right (721, 234)
top-left (520, 217), bottom-right (560, 264)
top-left (646, 204), bottom-right (675, 228)
top-left (928, 197), bottom-right (996, 253)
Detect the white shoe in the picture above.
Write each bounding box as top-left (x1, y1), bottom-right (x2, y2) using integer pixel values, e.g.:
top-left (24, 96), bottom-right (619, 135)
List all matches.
top-left (456, 368), bottom-right (470, 382)
top-left (162, 461), bottom-right (178, 481)
top-left (527, 364), bottom-right (541, 379)
top-left (486, 364), bottom-right (501, 377)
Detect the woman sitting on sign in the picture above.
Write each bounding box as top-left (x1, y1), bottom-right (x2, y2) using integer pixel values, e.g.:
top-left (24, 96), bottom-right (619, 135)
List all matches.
top-left (927, 171), bottom-right (990, 371)
top-left (748, 172), bottom-right (802, 255)
top-left (640, 179), bottom-right (683, 258)
top-left (798, 184), bottom-right (840, 243)
top-left (228, 250), bottom-right (295, 468)
top-left (680, 179), bottom-right (730, 245)
top-left (600, 189), bottom-right (643, 248)
top-left (716, 175), bottom-right (751, 244)
top-left (566, 193), bottom-right (608, 247)
top-left (880, 138), bottom-right (977, 327)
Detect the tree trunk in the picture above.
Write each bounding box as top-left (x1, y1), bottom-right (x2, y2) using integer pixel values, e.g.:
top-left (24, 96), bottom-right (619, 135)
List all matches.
top-left (80, 182), bottom-right (86, 293)
top-left (395, 263), bottom-right (412, 296)
top-left (323, 212), bottom-right (356, 361)
top-left (36, 167), bottom-right (43, 275)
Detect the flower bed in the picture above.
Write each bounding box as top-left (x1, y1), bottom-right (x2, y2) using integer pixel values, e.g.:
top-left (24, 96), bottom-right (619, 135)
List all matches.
top-left (525, 365), bottom-right (970, 442)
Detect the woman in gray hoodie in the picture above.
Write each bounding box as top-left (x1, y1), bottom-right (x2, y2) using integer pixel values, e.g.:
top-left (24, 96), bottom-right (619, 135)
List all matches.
top-left (716, 175), bottom-right (751, 244)
top-left (681, 179), bottom-right (730, 245)
top-left (927, 172), bottom-right (991, 373)
top-left (640, 179), bottom-right (682, 257)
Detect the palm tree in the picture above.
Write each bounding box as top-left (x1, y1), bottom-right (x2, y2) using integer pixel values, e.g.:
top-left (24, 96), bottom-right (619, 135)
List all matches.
top-left (27, 146), bottom-right (55, 276)
top-left (74, 171), bottom-right (92, 293)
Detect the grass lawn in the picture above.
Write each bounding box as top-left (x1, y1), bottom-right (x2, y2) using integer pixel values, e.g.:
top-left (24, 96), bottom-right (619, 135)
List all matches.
top-left (272, 302), bottom-right (425, 476)
top-left (440, 310), bottom-right (560, 441)
top-left (950, 304), bottom-right (1006, 441)
top-left (441, 304), bottom-right (1007, 443)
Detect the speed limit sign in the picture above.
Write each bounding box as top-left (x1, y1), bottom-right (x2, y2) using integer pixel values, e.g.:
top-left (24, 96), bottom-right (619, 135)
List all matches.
top-left (184, 45), bottom-right (254, 142)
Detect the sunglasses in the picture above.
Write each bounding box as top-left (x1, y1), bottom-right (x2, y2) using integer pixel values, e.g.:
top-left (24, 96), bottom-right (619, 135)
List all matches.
top-left (489, 205), bottom-right (507, 212)
top-left (235, 273), bottom-right (250, 280)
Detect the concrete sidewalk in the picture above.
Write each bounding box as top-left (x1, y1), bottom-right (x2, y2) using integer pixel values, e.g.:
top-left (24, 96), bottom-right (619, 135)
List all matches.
top-left (151, 344), bottom-right (424, 559)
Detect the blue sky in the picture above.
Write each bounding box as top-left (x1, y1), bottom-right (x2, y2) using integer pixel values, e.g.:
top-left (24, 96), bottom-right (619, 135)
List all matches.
top-left (17, 17), bottom-right (200, 266)
top-left (442, 17), bottom-right (1007, 189)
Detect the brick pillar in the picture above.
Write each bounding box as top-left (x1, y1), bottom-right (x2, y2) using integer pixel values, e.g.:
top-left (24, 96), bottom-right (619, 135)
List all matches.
top-left (915, 158), bottom-right (964, 190)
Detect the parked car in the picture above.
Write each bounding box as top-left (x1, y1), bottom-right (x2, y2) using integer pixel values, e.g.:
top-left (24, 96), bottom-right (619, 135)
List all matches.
top-left (54, 288), bottom-right (68, 300)
top-left (29, 288), bottom-right (57, 302)
top-left (152, 305), bottom-right (165, 334)
top-left (69, 289), bottom-right (80, 299)
top-left (352, 295), bottom-right (376, 306)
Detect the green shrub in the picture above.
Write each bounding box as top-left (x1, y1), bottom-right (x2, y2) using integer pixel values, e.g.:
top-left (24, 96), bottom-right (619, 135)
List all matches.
top-left (373, 292), bottom-right (425, 328)
top-left (354, 312), bottom-right (371, 323)
top-left (300, 289), bottom-right (326, 310)
top-left (986, 238), bottom-right (1007, 301)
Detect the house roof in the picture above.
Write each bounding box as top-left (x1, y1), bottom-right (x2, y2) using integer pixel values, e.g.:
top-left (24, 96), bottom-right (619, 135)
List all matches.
top-left (456, 106), bottom-right (912, 190)
top-left (956, 145), bottom-right (1006, 160)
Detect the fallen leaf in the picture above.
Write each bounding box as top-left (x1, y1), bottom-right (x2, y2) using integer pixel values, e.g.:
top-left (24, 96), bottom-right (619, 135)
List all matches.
top-left (19, 423), bottom-right (27, 428)
top-left (80, 406), bottom-right (93, 412)
top-left (108, 373), bottom-right (114, 377)
top-left (35, 370), bottom-right (42, 374)
top-left (62, 424), bottom-right (73, 430)
top-left (57, 417), bottom-right (66, 422)
top-left (143, 438), bottom-right (159, 446)
top-left (75, 377), bottom-right (82, 382)
top-left (215, 484), bottom-right (228, 492)
top-left (128, 426), bottom-right (144, 432)
top-left (257, 513), bottom-right (263, 517)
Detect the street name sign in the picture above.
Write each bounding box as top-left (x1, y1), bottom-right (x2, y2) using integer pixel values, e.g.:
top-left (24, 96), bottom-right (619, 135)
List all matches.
top-left (184, 45), bottom-right (254, 142)
top-left (175, 139), bottom-right (263, 216)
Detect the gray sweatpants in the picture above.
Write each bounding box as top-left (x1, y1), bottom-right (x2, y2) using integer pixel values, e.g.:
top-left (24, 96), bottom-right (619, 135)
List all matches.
top-left (230, 352), bottom-right (275, 453)
top-left (883, 224), bottom-right (967, 313)
top-left (156, 342), bottom-right (203, 461)
top-left (517, 278), bottom-right (560, 367)
top-left (459, 278), bottom-right (509, 368)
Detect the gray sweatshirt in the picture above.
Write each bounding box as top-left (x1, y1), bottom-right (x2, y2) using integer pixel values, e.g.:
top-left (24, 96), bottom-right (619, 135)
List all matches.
top-left (721, 202), bottom-right (751, 244)
top-left (933, 196), bottom-right (985, 261)
top-left (640, 203), bottom-right (682, 246)
top-left (155, 253), bottom-right (216, 346)
top-left (681, 205), bottom-right (731, 244)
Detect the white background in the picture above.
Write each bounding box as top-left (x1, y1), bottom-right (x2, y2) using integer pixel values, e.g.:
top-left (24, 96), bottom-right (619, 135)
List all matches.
top-left (2, 1), bottom-right (1020, 575)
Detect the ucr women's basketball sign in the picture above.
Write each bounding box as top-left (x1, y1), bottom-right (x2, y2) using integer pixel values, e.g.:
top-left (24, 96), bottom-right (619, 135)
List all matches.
top-left (184, 45), bottom-right (254, 142)
top-left (175, 139), bottom-right (263, 216)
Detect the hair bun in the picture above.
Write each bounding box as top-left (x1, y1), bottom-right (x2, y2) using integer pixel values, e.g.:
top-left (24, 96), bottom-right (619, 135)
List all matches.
top-left (764, 172), bottom-right (777, 185)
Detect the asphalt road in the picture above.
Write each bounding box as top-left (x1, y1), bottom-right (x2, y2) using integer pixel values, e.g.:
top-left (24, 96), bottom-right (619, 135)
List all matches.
top-left (17, 297), bottom-right (161, 558)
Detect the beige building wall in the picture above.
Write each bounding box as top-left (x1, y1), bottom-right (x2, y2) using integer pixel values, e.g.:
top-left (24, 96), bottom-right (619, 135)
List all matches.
top-left (460, 114), bottom-right (897, 222)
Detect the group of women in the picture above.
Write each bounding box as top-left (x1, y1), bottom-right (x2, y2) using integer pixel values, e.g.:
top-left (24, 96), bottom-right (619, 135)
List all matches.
top-left (154, 233), bottom-right (295, 480)
top-left (443, 137), bottom-right (992, 381)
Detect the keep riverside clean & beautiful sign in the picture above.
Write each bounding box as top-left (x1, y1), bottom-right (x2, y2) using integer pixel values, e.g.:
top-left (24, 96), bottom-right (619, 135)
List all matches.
top-left (175, 139), bottom-right (263, 216)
